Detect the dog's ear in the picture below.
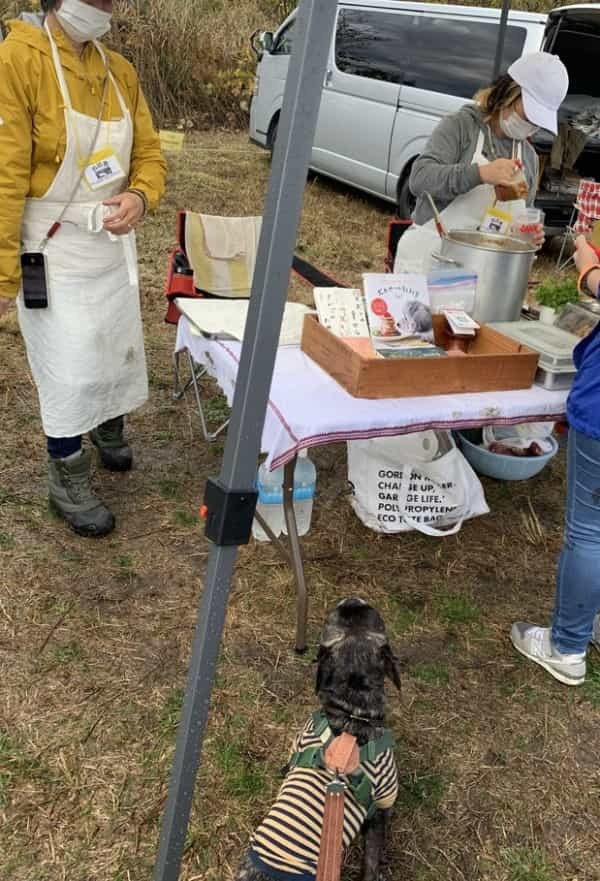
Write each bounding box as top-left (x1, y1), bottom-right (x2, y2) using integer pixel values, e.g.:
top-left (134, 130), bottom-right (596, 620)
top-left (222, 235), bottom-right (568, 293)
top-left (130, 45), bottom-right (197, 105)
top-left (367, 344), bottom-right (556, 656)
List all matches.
top-left (382, 643), bottom-right (402, 691)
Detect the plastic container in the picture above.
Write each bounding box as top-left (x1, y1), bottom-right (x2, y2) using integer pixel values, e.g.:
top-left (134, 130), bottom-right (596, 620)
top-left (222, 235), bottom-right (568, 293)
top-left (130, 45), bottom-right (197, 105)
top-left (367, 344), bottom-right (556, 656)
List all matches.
top-left (456, 428), bottom-right (558, 481)
top-left (554, 302), bottom-right (600, 339)
top-left (252, 462), bottom-right (284, 541)
top-left (535, 364), bottom-right (576, 390)
top-left (283, 450), bottom-right (317, 537)
top-left (511, 208), bottom-right (544, 245)
top-left (427, 269), bottom-right (477, 315)
top-left (488, 321), bottom-right (578, 374)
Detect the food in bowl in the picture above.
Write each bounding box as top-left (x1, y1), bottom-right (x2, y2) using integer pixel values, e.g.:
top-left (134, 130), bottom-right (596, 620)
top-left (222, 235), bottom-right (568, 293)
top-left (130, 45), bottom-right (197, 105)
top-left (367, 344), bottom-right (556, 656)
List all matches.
top-left (488, 441), bottom-right (546, 457)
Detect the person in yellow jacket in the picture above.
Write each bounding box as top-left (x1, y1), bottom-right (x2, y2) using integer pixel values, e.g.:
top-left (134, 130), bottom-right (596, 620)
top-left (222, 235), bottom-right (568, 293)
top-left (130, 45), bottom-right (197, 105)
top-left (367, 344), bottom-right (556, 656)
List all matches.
top-left (0, 0), bottom-right (166, 537)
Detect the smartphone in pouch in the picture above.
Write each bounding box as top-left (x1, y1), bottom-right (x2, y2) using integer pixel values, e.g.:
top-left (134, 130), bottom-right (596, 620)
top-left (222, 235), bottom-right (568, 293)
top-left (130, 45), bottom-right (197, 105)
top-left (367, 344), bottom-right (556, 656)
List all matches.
top-left (21, 252), bottom-right (49, 309)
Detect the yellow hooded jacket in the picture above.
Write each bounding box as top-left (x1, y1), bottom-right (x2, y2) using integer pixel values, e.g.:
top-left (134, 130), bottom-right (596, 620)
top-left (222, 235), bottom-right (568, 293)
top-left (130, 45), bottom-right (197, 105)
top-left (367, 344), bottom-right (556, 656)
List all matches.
top-left (0, 18), bottom-right (167, 297)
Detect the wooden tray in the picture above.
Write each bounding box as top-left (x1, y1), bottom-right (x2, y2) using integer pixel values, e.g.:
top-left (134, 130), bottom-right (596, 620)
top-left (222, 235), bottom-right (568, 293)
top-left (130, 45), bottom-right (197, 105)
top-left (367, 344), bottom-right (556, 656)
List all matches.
top-left (300, 314), bottom-right (539, 399)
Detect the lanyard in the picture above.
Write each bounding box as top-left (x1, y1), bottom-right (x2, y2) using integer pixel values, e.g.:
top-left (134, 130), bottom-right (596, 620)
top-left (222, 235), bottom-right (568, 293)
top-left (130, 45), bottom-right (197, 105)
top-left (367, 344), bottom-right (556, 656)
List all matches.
top-left (40, 22), bottom-right (111, 250)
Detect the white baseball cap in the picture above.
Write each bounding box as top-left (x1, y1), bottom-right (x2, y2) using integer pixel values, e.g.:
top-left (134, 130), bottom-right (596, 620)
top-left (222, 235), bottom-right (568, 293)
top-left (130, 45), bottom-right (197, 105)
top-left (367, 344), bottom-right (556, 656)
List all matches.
top-left (508, 52), bottom-right (569, 135)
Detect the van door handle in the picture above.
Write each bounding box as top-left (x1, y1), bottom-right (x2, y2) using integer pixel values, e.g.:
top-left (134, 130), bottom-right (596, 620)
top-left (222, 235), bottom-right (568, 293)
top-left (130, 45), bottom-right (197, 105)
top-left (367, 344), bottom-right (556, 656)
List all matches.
top-left (324, 68), bottom-right (333, 86)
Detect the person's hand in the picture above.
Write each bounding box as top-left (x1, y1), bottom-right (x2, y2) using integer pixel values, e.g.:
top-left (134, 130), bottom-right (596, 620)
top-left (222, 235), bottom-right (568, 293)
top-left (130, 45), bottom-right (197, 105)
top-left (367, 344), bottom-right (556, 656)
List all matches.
top-left (574, 235), bottom-right (600, 275)
top-left (479, 158), bottom-right (521, 187)
top-left (532, 225), bottom-right (545, 250)
top-left (102, 192), bottom-right (145, 236)
top-left (0, 296), bottom-right (15, 318)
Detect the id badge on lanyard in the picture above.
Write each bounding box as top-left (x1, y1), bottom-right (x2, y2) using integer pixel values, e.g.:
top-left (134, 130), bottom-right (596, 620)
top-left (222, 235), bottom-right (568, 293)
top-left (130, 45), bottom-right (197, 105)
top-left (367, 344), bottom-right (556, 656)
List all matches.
top-left (79, 146), bottom-right (126, 192)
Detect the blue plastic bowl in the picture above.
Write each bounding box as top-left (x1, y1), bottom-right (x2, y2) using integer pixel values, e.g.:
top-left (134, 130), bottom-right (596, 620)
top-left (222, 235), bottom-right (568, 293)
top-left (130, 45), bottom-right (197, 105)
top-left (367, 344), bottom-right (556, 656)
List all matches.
top-left (456, 428), bottom-right (558, 481)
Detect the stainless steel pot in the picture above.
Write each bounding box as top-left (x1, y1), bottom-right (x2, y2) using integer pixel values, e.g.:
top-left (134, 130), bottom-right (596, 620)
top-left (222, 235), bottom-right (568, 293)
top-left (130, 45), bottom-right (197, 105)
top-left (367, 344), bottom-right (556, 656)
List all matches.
top-left (432, 229), bottom-right (536, 324)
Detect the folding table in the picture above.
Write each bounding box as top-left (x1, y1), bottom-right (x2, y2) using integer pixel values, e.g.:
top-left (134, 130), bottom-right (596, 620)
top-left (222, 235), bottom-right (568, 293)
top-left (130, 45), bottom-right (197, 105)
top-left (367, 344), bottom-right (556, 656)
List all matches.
top-left (175, 313), bottom-right (569, 653)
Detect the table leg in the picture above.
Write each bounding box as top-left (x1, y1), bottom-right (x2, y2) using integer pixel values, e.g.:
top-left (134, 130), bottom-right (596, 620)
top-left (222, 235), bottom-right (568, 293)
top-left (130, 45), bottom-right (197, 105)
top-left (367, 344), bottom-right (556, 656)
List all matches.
top-left (283, 457), bottom-right (308, 654)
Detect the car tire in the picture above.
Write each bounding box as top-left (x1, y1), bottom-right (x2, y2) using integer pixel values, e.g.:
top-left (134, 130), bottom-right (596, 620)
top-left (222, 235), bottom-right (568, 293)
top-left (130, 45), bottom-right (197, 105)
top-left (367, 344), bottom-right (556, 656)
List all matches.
top-left (268, 117), bottom-right (279, 159)
top-left (397, 173), bottom-right (416, 220)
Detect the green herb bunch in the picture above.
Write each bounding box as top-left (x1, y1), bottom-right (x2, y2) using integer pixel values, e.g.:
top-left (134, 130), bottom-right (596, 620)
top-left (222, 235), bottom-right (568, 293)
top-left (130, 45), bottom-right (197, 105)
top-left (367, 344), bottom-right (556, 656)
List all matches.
top-left (535, 276), bottom-right (579, 311)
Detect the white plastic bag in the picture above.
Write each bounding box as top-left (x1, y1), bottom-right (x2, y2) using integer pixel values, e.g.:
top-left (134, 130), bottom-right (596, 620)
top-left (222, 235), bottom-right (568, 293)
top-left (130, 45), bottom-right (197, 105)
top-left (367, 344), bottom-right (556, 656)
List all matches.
top-left (482, 422), bottom-right (555, 452)
top-left (347, 430), bottom-right (489, 536)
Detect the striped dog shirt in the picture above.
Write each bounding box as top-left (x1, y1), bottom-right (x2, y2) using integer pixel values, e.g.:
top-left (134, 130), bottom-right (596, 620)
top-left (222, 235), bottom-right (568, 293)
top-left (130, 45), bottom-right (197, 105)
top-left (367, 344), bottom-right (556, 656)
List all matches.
top-left (248, 715), bottom-right (398, 881)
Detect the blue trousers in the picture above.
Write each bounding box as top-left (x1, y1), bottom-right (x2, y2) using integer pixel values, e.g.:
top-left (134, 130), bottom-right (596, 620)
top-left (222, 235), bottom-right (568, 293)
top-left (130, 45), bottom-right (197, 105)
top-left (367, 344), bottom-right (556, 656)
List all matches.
top-left (47, 416), bottom-right (124, 460)
top-left (47, 435), bottom-right (82, 459)
top-left (552, 428), bottom-right (600, 654)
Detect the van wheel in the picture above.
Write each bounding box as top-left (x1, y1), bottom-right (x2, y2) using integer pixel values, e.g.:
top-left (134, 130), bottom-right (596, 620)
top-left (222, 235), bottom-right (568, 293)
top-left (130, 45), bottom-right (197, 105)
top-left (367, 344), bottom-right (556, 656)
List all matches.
top-left (397, 176), bottom-right (416, 220)
top-left (268, 118), bottom-right (279, 159)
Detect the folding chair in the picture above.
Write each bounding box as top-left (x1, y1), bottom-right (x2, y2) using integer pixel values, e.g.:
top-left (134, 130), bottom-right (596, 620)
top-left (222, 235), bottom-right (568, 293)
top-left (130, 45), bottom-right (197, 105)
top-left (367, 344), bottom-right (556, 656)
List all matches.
top-left (384, 218), bottom-right (413, 272)
top-left (164, 210), bottom-right (346, 441)
top-left (556, 180), bottom-right (600, 271)
top-left (165, 211), bottom-right (262, 441)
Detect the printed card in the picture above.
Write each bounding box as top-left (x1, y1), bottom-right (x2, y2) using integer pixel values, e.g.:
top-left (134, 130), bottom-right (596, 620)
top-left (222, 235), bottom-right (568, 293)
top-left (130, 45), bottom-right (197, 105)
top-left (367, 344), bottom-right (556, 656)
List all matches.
top-left (314, 287), bottom-right (369, 338)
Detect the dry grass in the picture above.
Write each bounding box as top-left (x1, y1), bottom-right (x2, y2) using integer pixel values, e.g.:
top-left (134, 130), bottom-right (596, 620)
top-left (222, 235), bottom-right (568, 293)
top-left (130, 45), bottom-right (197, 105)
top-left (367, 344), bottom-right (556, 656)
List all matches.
top-left (2, 132), bottom-right (600, 881)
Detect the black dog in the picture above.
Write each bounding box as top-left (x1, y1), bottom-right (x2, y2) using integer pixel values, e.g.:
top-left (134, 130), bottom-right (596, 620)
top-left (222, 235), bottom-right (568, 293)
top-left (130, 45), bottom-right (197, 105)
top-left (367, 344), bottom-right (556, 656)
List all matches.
top-left (236, 598), bottom-right (401, 881)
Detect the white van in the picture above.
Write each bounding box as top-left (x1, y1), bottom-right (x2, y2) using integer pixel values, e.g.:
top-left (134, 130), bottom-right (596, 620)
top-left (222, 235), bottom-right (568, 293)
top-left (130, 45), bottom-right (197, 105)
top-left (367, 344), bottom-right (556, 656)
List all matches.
top-left (250, 2), bottom-right (600, 232)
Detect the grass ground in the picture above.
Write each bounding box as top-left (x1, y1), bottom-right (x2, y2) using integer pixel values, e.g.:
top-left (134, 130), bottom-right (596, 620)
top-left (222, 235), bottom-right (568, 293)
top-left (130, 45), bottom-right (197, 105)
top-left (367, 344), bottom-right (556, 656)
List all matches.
top-left (1, 132), bottom-right (600, 881)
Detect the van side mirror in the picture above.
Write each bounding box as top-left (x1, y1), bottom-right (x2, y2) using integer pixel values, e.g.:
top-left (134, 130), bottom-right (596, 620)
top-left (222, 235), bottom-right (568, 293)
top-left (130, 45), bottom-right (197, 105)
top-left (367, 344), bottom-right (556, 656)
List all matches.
top-left (261, 31), bottom-right (274, 53)
top-left (251, 29), bottom-right (274, 59)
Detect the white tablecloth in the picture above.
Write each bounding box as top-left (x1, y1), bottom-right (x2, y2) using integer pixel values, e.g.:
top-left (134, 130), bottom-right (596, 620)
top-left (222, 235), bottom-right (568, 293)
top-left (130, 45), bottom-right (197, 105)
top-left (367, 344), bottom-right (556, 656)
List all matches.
top-left (175, 317), bottom-right (568, 469)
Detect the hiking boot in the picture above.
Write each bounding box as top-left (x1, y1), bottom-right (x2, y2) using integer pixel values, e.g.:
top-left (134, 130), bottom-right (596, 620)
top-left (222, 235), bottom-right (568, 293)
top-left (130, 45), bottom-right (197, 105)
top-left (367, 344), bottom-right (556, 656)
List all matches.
top-left (592, 614), bottom-right (600, 654)
top-left (90, 415), bottom-right (132, 472)
top-left (511, 622), bottom-right (586, 686)
top-left (48, 449), bottom-right (115, 538)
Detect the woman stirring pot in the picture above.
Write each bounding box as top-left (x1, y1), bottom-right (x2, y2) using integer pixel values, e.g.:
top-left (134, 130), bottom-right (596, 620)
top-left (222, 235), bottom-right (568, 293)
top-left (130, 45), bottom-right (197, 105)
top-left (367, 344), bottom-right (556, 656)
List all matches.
top-left (394, 53), bottom-right (569, 271)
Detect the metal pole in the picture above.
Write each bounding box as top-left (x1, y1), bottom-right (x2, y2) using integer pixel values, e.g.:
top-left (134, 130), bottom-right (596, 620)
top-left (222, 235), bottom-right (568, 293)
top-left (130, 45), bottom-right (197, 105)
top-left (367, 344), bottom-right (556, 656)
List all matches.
top-left (153, 2), bottom-right (338, 880)
top-left (492, 0), bottom-right (511, 81)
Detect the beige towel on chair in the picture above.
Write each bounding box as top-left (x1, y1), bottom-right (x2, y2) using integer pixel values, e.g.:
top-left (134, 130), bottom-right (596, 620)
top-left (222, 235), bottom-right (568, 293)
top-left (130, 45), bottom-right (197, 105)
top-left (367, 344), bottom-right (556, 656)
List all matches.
top-left (185, 213), bottom-right (262, 298)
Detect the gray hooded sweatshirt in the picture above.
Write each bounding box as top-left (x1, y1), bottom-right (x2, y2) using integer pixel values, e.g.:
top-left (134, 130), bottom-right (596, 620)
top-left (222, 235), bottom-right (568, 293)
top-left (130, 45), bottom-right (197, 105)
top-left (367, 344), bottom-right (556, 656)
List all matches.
top-left (410, 104), bottom-right (539, 225)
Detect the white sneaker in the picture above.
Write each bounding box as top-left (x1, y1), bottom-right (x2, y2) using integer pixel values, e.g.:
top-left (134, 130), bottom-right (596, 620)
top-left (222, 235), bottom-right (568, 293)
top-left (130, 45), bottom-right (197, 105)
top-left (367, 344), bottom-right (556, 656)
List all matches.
top-left (592, 614), bottom-right (600, 654)
top-left (511, 623), bottom-right (586, 686)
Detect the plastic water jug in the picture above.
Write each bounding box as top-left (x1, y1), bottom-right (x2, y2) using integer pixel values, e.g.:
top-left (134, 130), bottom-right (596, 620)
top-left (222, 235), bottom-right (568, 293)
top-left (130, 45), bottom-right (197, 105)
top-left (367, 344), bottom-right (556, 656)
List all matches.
top-left (283, 450), bottom-right (316, 538)
top-left (252, 462), bottom-right (284, 542)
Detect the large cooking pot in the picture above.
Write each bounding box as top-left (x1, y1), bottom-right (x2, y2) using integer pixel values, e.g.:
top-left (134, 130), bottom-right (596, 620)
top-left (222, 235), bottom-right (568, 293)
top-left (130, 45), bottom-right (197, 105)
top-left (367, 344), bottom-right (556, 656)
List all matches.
top-left (432, 230), bottom-right (536, 324)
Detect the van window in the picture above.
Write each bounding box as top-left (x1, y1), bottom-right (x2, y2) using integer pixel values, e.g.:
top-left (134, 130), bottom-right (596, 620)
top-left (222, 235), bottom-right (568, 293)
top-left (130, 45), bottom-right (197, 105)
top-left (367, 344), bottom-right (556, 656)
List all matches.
top-left (552, 28), bottom-right (600, 97)
top-left (273, 19), bottom-right (295, 55)
top-left (336, 9), bottom-right (527, 96)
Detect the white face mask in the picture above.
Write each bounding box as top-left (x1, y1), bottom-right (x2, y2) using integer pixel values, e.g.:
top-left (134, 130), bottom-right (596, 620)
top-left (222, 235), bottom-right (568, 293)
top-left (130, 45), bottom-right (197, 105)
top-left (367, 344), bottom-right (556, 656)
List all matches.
top-left (55, 0), bottom-right (112, 43)
top-left (500, 110), bottom-right (539, 141)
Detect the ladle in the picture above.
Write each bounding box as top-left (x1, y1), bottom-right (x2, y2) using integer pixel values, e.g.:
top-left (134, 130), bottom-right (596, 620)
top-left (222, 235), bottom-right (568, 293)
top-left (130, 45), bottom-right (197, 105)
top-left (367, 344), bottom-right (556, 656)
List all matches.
top-left (424, 191), bottom-right (448, 239)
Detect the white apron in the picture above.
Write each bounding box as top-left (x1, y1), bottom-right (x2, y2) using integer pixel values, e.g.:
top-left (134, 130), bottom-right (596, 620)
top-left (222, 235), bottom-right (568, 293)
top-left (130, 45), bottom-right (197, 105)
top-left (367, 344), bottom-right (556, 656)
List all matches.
top-left (394, 130), bottom-right (524, 273)
top-left (17, 26), bottom-right (148, 438)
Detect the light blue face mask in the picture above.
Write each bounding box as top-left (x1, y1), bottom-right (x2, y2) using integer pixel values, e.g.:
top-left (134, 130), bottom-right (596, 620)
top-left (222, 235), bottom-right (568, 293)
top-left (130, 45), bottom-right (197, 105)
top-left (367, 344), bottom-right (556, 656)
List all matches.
top-left (55, 0), bottom-right (112, 43)
top-left (500, 110), bottom-right (539, 141)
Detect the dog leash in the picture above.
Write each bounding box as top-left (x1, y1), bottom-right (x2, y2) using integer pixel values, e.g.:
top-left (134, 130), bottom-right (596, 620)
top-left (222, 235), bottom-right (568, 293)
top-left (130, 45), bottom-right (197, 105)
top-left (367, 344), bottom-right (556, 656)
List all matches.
top-left (316, 732), bottom-right (361, 881)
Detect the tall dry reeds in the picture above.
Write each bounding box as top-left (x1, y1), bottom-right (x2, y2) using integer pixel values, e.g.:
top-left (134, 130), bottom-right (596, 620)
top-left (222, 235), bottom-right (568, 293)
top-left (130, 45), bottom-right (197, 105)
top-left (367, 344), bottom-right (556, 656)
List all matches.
top-left (109, 0), bottom-right (280, 127)
top-left (1, 0), bottom-right (587, 128)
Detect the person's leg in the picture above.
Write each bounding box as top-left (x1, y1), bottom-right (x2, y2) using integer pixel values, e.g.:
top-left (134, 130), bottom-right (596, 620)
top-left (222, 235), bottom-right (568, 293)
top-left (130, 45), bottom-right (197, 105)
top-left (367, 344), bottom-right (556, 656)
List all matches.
top-left (47, 434), bottom-right (82, 459)
top-left (46, 434), bottom-right (114, 538)
top-left (90, 414), bottom-right (133, 472)
top-left (511, 428), bottom-right (600, 685)
top-left (552, 428), bottom-right (600, 652)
